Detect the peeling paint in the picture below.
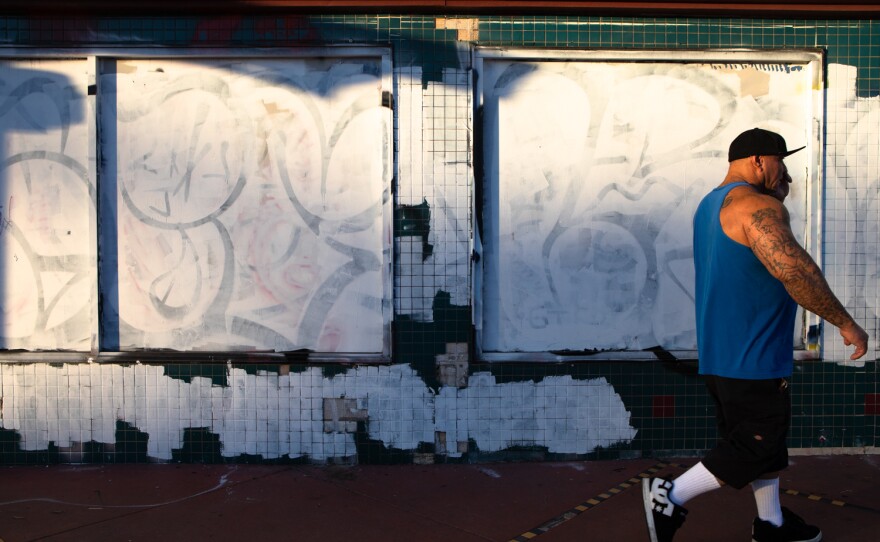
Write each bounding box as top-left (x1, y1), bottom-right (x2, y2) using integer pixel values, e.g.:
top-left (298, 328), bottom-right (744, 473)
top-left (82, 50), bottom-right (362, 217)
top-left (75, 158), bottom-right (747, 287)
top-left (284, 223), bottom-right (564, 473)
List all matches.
top-left (395, 199), bottom-right (433, 260)
top-left (0, 362), bottom-right (636, 462)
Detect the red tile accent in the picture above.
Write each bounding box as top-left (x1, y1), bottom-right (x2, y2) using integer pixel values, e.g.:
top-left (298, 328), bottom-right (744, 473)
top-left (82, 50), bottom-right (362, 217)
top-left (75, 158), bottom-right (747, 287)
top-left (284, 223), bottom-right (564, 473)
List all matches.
top-left (652, 395), bottom-right (676, 418)
top-left (865, 394), bottom-right (880, 416)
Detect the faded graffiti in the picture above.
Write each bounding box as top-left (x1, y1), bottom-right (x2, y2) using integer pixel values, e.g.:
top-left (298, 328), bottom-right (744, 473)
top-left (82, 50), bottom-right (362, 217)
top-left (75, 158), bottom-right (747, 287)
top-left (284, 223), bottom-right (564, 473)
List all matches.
top-left (103, 57), bottom-right (390, 352)
top-left (0, 363), bottom-right (636, 461)
top-left (0, 59), bottom-right (95, 350)
top-left (480, 59), bottom-right (817, 354)
top-left (0, 56), bottom-right (392, 354)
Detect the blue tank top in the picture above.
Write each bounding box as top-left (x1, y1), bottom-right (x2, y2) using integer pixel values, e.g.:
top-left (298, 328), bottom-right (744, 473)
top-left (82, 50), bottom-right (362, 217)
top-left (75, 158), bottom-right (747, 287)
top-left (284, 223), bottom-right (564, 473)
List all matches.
top-left (693, 182), bottom-right (797, 379)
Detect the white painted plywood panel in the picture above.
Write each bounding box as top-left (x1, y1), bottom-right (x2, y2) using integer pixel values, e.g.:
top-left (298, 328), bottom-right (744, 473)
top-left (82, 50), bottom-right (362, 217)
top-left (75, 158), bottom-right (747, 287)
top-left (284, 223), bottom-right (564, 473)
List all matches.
top-left (102, 56), bottom-right (390, 354)
top-left (479, 53), bottom-right (820, 357)
top-left (0, 58), bottom-right (95, 350)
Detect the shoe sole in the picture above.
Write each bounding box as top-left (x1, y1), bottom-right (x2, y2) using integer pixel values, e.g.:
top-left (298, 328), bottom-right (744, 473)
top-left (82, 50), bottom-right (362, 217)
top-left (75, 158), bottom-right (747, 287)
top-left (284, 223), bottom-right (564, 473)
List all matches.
top-left (751, 535), bottom-right (821, 542)
top-left (642, 479), bottom-right (659, 542)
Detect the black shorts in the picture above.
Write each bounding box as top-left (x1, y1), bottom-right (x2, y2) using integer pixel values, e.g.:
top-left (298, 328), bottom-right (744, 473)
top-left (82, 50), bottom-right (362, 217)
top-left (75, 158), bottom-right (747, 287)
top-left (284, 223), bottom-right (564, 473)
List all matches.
top-left (701, 375), bottom-right (791, 489)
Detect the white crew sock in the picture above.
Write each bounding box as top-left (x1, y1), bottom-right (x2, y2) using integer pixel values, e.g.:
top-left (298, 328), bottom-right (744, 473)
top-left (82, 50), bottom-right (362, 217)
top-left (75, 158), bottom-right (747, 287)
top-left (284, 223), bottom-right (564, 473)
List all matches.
top-left (668, 462), bottom-right (722, 506)
top-left (752, 477), bottom-right (783, 527)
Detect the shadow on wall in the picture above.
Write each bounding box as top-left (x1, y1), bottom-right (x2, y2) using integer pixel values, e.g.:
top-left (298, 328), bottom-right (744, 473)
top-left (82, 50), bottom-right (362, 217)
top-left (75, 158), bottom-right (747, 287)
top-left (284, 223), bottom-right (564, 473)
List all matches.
top-left (0, 62), bottom-right (89, 351)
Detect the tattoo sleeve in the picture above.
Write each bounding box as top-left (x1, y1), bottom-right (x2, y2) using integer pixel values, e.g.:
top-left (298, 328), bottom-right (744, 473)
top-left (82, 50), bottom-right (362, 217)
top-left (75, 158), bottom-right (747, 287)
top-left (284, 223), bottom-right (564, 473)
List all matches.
top-left (748, 205), bottom-right (855, 329)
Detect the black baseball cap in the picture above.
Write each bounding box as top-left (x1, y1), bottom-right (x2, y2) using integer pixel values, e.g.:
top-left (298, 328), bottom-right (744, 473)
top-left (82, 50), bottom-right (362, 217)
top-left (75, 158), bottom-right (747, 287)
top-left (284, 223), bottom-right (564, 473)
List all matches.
top-left (728, 128), bottom-right (805, 162)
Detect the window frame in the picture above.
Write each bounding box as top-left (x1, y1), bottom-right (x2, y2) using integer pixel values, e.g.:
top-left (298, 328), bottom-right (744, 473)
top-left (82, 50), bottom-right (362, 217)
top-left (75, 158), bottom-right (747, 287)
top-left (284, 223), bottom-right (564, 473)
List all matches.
top-left (0, 46), bottom-right (394, 364)
top-left (472, 47), bottom-right (825, 362)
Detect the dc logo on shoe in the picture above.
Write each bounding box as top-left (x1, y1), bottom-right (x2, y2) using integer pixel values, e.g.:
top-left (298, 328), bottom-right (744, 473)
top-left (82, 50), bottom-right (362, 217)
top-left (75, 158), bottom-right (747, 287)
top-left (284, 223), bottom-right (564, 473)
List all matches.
top-left (651, 478), bottom-right (675, 517)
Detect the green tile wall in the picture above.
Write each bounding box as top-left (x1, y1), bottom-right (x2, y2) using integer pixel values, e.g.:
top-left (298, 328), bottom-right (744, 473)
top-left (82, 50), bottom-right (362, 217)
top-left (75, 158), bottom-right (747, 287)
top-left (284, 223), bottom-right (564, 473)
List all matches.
top-left (0, 13), bottom-right (876, 464)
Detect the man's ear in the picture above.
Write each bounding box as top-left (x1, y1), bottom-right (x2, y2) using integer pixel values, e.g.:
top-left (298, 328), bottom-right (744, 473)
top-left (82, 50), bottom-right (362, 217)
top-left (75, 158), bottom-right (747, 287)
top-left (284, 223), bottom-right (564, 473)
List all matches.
top-left (752, 155), bottom-right (764, 170)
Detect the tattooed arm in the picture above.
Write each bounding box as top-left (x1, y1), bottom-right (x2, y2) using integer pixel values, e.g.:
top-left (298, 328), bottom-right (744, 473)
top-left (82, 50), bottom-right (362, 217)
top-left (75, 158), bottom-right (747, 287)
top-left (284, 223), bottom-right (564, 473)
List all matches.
top-left (743, 196), bottom-right (869, 360)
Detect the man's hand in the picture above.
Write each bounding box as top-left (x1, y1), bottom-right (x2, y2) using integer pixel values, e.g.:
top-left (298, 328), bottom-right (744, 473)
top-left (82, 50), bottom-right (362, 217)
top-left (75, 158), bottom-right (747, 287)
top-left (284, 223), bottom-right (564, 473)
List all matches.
top-left (840, 322), bottom-right (870, 360)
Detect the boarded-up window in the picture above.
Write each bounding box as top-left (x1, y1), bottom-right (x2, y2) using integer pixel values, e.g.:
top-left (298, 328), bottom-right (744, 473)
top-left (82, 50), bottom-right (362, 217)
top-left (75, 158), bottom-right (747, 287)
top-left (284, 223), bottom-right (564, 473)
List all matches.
top-left (0, 50), bottom-right (393, 359)
top-left (0, 58), bottom-right (96, 351)
top-left (474, 49), bottom-right (823, 361)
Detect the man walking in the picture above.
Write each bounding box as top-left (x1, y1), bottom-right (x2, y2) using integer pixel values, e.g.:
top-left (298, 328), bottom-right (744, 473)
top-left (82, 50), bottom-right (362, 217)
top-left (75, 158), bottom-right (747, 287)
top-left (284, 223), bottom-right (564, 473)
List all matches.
top-left (642, 128), bottom-right (870, 542)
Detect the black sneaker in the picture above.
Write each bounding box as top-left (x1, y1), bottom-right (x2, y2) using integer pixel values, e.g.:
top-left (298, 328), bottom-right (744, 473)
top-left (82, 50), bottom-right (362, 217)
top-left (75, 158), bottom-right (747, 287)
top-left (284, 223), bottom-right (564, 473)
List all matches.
top-left (752, 507), bottom-right (822, 542)
top-left (642, 477), bottom-right (687, 542)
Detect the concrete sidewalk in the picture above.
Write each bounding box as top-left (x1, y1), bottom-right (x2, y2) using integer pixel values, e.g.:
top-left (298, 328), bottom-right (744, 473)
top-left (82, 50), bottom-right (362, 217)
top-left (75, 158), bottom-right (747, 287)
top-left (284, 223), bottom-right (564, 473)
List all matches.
top-left (1, 455), bottom-right (878, 541)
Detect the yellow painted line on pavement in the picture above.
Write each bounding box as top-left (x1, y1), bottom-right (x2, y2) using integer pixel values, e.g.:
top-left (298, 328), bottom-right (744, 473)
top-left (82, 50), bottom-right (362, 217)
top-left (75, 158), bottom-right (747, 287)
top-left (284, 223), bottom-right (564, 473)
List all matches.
top-left (510, 461), bottom-right (880, 541)
top-left (508, 462), bottom-right (677, 542)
